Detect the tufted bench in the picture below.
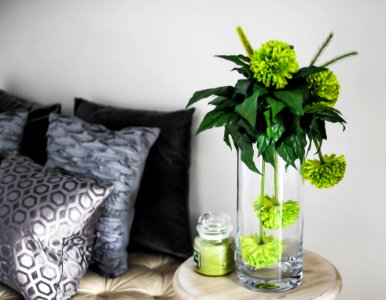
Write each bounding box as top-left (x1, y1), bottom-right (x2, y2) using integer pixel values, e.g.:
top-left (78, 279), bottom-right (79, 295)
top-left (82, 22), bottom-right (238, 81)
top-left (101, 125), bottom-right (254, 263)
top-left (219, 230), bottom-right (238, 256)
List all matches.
top-left (0, 252), bottom-right (181, 300)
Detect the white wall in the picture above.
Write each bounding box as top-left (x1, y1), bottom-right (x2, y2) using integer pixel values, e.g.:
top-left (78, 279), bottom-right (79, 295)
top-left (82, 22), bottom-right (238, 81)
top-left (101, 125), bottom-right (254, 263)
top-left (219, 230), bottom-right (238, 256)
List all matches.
top-left (0, 1), bottom-right (385, 299)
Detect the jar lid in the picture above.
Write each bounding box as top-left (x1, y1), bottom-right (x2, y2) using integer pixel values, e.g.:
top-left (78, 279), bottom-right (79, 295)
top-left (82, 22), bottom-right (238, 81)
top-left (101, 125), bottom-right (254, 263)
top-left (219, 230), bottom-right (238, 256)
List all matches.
top-left (196, 212), bottom-right (233, 240)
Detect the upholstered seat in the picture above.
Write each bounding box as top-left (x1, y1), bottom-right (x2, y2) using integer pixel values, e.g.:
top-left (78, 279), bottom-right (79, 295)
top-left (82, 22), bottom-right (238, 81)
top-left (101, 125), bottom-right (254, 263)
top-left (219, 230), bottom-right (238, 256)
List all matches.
top-left (0, 252), bottom-right (181, 300)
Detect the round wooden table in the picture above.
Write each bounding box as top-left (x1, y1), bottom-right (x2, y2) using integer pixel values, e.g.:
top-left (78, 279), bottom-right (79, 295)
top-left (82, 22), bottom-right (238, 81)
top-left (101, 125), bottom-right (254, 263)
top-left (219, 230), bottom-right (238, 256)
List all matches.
top-left (173, 250), bottom-right (342, 300)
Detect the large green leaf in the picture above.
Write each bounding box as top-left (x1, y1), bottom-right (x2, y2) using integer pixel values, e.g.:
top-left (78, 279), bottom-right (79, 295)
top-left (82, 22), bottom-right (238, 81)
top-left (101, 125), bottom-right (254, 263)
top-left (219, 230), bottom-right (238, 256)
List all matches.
top-left (235, 93), bottom-right (257, 128)
top-left (271, 117), bottom-right (286, 142)
top-left (234, 79), bottom-right (251, 97)
top-left (196, 110), bottom-right (234, 134)
top-left (239, 137), bottom-right (259, 173)
top-left (226, 122), bottom-right (259, 173)
top-left (256, 133), bottom-right (270, 154)
top-left (267, 96), bottom-right (286, 118)
top-left (186, 86), bottom-right (234, 107)
top-left (274, 89), bottom-right (305, 116)
top-left (276, 139), bottom-right (297, 168)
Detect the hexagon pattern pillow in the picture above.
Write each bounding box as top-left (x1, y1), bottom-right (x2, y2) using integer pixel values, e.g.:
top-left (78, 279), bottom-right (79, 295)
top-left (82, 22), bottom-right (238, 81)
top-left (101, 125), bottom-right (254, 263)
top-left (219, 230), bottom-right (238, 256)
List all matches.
top-left (0, 154), bottom-right (114, 300)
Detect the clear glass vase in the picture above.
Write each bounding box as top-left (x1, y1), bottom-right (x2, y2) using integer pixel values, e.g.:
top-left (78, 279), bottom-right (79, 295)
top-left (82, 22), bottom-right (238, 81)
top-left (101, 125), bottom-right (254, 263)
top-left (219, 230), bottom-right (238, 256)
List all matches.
top-left (236, 150), bottom-right (304, 292)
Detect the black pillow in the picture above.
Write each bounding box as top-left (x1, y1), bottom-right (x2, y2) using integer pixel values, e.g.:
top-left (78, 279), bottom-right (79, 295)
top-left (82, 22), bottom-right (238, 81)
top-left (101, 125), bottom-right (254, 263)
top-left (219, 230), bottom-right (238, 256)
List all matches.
top-left (0, 90), bottom-right (61, 164)
top-left (74, 98), bottom-right (194, 260)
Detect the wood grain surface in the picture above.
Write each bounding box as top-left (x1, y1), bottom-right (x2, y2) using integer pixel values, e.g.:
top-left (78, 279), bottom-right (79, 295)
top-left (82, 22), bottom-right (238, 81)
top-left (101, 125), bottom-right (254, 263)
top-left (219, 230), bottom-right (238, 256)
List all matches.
top-left (173, 250), bottom-right (342, 300)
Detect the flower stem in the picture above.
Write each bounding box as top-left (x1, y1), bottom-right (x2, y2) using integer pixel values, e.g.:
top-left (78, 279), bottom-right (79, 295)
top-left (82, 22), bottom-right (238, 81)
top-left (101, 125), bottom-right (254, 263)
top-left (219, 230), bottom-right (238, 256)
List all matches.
top-left (259, 161), bottom-right (266, 245)
top-left (313, 139), bottom-right (325, 164)
top-left (274, 153), bottom-right (279, 206)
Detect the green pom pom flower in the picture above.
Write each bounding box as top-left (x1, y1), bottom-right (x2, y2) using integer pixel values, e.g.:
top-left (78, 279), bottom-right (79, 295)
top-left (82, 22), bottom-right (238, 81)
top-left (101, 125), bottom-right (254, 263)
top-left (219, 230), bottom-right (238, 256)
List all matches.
top-left (250, 40), bottom-right (299, 89)
top-left (240, 233), bottom-right (284, 269)
top-left (303, 154), bottom-right (346, 188)
top-left (253, 195), bottom-right (300, 230)
top-left (306, 70), bottom-right (340, 107)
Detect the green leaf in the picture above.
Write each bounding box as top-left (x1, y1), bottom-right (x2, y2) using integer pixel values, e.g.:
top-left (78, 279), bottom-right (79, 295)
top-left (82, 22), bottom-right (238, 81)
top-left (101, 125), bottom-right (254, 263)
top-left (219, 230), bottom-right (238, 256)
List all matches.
top-left (196, 110), bottom-right (234, 134)
top-left (237, 118), bottom-right (258, 138)
top-left (232, 67), bottom-right (252, 78)
top-left (239, 138), bottom-right (259, 173)
top-left (276, 139), bottom-right (297, 168)
top-left (256, 134), bottom-right (270, 155)
top-left (267, 96), bottom-right (286, 118)
top-left (304, 104), bottom-right (346, 129)
top-left (274, 89), bottom-right (305, 116)
top-left (208, 96), bottom-right (228, 106)
top-left (216, 54), bottom-right (250, 66)
top-left (271, 117), bottom-right (285, 143)
top-left (235, 79), bottom-right (251, 97)
top-left (213, 98), bottom-right (238, 111)
top-left (186, 86), bottom-right (234, 107)
top-left (262, 142), bottom-right (275, 166)
top-left (235, 92), bottom-right (260, 128)
top-left (292, 134), bottom-right (307, 163)
top-left (216, 55), bottom-right (253, 78)
top-left (309, 117), bottom-right (327, 142)
top-left (226, 123), bottom-right (259, 173)
top-left (294, 66), bottom-right (327, 78)
top-left (223, 125), bottom-right (232, 149)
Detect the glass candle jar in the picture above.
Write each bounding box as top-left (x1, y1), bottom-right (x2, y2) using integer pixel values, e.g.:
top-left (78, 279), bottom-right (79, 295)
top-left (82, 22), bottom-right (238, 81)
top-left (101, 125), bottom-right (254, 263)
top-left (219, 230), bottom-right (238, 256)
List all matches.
top-left (193, 212), bottom-right (235, 276)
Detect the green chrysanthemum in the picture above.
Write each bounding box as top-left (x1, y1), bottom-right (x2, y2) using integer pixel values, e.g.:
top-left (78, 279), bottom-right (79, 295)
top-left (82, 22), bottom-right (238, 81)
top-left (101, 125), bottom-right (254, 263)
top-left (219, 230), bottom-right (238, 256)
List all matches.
top-left (253, 195), bottom-right (300, 230)
top-left (240, 233), bottom-right (284, 269)
top-left (303, 154), bottom-right (346, 188)
top-left (306, 70), bottom-right (340, 107)
top-left (250, 40), bottom-right (299, 89)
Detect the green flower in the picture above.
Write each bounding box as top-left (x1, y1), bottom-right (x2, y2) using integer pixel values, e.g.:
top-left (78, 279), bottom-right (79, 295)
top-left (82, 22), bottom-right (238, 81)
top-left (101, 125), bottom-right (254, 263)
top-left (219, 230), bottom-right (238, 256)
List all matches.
top-left (303, 154), bottom-right (346, 188)
top-left (240, 233), bottom-right (283, 269)
top-left (250, 40), bottom-right (299, 89)
top-left (306, 70), bottom-right (340, 107)
top-left (253, 195), bottom-right (300, 230)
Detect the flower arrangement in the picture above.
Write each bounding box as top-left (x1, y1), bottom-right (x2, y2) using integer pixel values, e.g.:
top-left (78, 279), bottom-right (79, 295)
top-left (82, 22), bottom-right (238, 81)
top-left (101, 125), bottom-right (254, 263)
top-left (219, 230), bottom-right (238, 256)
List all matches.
top-left (186, 27), bottom-right (357, 269)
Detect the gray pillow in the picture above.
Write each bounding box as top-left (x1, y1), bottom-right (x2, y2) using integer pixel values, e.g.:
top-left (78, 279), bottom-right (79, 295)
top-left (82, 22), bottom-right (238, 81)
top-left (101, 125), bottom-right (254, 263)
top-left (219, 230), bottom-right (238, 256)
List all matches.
top-left (0, 112), bottom-right (28, 158)
top-left (46, 113), bottom-right (160, 277)
top-left (0, 154), bottom-right (114, 300)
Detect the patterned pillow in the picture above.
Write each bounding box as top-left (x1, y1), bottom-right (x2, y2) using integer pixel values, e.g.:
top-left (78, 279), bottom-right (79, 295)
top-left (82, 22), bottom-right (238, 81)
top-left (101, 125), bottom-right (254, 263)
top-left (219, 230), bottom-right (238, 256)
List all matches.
top-left (0, 154), bottom-right (114, 300)
top-left (0, 112), bottom-right (28, 159)
top-left (0, 89), bottom-right (61, 165)
top-left (74, 98), bottom-right (195, 260)
top-left (46, 113), bottom-right (160, 277)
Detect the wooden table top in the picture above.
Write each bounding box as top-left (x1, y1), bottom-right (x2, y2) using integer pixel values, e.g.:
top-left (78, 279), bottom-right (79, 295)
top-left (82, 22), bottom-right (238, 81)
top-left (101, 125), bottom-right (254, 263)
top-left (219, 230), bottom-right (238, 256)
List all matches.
top-left (173, 250), bottom-right (342, 300)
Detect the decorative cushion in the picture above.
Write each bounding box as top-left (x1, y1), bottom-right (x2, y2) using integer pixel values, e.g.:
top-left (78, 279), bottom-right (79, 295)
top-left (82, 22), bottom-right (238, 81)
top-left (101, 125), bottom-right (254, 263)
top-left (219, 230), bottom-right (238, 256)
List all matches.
top-left (0, 89), bottom-right (61, 165)
top-left (0, 154), bottom-right (114, 300)
top-left (0, 112), bottom-right (28, 159)
top-left (46, 113), bottom-right (160, 277)
top-left (74, 98), bottom-right (194, 260)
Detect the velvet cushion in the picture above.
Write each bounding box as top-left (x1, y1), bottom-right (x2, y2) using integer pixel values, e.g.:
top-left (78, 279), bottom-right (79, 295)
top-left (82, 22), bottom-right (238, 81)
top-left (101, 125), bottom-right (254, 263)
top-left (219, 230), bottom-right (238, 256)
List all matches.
top-left (0, 90), bottom-right (61, 165)
top-left (0, 112), bottom-right (28, 159)
top-left (74, 98), bottom-right (194, 260)
top-left (46, 113), bottom-right (160, 277)
top-left (0, 154), bottom-right (113, 300)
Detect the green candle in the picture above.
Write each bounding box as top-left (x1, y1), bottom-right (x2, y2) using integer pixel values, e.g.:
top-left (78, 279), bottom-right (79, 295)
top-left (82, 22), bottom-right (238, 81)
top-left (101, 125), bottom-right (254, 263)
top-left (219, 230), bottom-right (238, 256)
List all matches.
top-left (193, 212), bottom-right (235, 276)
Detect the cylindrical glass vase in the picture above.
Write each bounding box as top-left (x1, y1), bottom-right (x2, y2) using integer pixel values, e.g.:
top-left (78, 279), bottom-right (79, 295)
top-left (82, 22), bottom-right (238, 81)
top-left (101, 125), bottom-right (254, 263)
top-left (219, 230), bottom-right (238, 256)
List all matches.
top-left (236, 151), bottom-right (304, 292)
